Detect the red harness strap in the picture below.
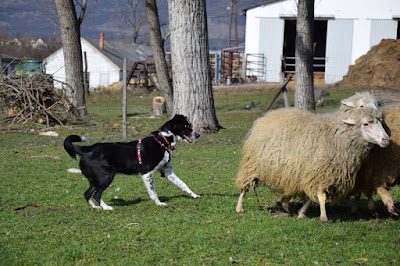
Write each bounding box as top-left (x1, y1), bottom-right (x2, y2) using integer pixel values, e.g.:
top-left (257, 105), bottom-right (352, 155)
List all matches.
top-left (157, 131), bottom-right (174, 150)
top-left (136, 131), bottom-right (173, 165)
top-left (137, 138), bottom-right (143, 165)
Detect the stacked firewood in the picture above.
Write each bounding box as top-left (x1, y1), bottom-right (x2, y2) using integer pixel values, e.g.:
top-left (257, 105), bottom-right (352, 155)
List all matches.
top-left (0, 74), bottom-right (76, 126)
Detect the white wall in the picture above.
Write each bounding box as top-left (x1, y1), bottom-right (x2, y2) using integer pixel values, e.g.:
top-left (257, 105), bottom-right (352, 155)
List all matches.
top-left (44, 38), bottom-right (121, 90)
top-left (44, 48), bottom-right (66, 89)
top-left (81, 39), bottom-right (120, 89)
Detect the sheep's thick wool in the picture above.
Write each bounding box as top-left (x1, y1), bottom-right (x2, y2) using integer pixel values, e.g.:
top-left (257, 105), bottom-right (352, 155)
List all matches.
top-left (236, 107), bottom-right (382, 205)
top-left (352, 104), bottom-right (400, 213)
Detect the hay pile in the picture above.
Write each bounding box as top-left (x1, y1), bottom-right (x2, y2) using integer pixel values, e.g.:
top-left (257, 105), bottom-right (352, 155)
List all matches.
top-left (336, 39), bottom-right (400, 89)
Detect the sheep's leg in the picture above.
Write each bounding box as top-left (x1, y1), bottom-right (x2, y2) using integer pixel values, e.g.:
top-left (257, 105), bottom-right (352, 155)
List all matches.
top-left (351, 192), bottom-right (361, 214)
top-left (236, 189), bottom-right (247, 213)
top-left (376, 187), bottom-right (399, 216)
top-left (317, 190), bottom-right (329, 223)
top-left (367, 194), bottom-right (376, 214)
top-left (298, 199), bottom-right (312, 219)
top-left (276, 195), bottom-right (291, 212)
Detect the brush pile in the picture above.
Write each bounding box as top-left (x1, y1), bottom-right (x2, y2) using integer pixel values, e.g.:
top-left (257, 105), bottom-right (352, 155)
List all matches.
top-left (0, 74), bottom-right (77, 126)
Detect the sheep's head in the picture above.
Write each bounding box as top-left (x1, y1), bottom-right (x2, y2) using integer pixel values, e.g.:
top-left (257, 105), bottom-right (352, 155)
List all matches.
top-left (343, 108), bottom-right (389, 148)
top-left (340, 92), bottom-right (379, 111)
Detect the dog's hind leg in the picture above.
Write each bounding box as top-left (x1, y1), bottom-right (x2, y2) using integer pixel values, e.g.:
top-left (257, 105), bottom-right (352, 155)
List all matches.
top-left (141, 173), bottom-right (166, 206)
top-left (92, 187), bottom-right (114, 210)
top-left (84, 184), bottom-right (100, 209)
top-left (92, 176), bottom-right (115, 210)
top-left (162, 166), bottom-right (200, 199)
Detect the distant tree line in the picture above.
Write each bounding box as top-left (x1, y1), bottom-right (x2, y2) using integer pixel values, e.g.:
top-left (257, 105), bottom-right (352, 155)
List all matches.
top-left (0, 31), bottom-right (62, 60)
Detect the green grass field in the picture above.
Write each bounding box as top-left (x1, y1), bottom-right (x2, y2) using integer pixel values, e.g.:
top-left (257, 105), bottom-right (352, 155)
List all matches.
top-left (1, 85), bottom-right (399, 265)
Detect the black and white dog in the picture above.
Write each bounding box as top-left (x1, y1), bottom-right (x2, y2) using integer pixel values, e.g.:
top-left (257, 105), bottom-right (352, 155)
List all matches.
top-left (63, 115), bottom-right (200, 210)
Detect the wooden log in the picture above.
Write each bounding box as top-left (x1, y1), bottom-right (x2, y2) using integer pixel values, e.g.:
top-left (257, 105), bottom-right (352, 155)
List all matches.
top-left (263, 74), bottom-right (293, 113)
top-left (153, 96), bottom-right (166, 117)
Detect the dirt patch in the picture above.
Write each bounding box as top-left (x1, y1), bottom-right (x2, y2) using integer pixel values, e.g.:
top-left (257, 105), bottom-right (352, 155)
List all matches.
top-left (335, 39), bottom-right (400, 89)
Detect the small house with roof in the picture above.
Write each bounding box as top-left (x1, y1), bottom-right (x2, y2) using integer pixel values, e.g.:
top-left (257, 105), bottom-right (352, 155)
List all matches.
top-left (1, 54), bottom-right (21, 75)
top-left (43, 34), bottom-right (153, 90)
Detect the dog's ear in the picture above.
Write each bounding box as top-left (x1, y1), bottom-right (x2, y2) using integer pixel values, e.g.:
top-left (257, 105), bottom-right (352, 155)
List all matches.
top-left (159, 118), bottom-right (174, 132)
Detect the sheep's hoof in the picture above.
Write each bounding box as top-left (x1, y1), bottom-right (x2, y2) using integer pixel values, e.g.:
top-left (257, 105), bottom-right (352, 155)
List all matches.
top-left (236, 206), bottom-right (244, 213)
top-left (297, 213), bottom-right (306, 219)
top-left (320, 217), bottom-right (330, 223)
top-left (388, 208), bottom-right (399, 216)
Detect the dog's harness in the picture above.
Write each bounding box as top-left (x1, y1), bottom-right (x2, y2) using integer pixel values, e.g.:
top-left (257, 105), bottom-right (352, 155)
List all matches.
top-left (137, 131), bottom-right (174, 165)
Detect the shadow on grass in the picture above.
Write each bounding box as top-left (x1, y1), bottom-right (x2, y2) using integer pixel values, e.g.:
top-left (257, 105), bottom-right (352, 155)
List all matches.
top-left (254, 198), bottom-right (400, 222)
top-left (111, 197), bottom-right (146, 206)
top-left (109, 194), bottom-right (199, 206)
top-left (118, 112), bottom-right (148, 118)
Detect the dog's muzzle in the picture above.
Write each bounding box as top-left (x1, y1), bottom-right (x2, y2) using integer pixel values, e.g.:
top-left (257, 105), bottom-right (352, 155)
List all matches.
top-left (183, 132), bottom-right (200, 143)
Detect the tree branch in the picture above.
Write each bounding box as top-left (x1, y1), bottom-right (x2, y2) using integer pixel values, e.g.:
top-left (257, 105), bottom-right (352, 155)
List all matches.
top-left (77, 0), bottom-right (87, 25)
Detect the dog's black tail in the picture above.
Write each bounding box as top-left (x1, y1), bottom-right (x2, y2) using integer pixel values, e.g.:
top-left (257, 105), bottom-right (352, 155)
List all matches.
top-left (63, 135), bottom-right (87, 159)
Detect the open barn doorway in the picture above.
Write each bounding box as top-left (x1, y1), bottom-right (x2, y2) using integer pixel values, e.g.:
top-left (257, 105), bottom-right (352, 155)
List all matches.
top-left (282, 19), bottom-right (328, 79)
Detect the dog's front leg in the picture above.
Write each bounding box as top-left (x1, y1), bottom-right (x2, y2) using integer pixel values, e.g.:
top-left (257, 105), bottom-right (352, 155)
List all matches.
top-left (141, 173), bottom-right (166, 206)
top-left (163, 166), bottom-right (200, 199)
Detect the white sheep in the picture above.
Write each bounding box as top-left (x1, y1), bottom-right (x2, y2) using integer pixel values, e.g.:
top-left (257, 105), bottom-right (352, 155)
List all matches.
top-left (340, 91), bottom-right (379, 112)
top-left (275, 91), bottom-right (381, 212)
top-left (235, 107), bottom-right (389, 222)
top-left (351, 104), bottom-right (400, 216)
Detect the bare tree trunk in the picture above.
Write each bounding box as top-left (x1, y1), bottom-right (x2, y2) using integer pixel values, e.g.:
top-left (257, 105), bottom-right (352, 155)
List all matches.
top-left (294, 0), bottom-right (315, 111)
top-left (55, 0), bottom-right (88, 116)
top-left (145, 0), bottom-right (173, 113)
top-left (168, 0), bottom-right (220, 133)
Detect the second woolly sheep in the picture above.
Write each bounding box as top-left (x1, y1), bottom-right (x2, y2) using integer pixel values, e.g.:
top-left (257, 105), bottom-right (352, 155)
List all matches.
top-left (351, 104), bottom-right (400, 216)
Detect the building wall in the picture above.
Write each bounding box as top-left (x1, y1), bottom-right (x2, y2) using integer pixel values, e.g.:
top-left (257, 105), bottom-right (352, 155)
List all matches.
top-left (245, 0), bottom-right (400, 83)
top-left (44, 38), bottom-right (120, 90)
top-left (258, 18), bottom-right (284, 82)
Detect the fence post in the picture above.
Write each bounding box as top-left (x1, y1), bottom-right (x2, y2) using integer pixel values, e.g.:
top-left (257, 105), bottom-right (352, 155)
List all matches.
top-left (83, 52), bottom-right (89, 95)
top-left (122, 58), bottom-right (127, 140)
top-left (0, 55), bottom-right (3, 82)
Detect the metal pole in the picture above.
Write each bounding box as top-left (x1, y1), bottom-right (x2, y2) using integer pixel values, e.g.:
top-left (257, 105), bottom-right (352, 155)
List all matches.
top-left (83, 52), bottom-right (88, 95)
top-left (0, 55), bottom-right (3, 82)
top-left (122, 58), bottom-right (127, 140)
top-left (233, 0), bottom-right (238, 52)
top-left (227, 0), bottom-right (233, 49)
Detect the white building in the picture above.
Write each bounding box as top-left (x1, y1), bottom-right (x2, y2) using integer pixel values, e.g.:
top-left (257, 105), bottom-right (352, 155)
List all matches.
top-left (44, 35), bottom-right (153, 90)
top-left (244, 0), bottom-right (400, 83)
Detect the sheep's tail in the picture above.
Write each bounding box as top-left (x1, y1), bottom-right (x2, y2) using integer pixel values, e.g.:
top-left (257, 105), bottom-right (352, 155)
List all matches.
top-left (63, 135), bottom-right (87, 159)
top-left (235, 147), bottom-right (260, 190)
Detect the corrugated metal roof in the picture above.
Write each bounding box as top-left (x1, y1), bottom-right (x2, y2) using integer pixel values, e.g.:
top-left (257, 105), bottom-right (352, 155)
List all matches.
top-left (84, 38), bottom-right (153, 70)
top-left (1, 53), bottom-right (20, 61)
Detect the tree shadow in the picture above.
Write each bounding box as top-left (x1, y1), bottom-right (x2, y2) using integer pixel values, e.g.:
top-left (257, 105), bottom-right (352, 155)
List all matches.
top-left (118, 112), bottom-right (147, 118)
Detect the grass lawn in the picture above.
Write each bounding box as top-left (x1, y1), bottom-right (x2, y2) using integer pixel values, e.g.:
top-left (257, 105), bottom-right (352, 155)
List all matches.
top-left (1, 84), bottom-right (399, 265)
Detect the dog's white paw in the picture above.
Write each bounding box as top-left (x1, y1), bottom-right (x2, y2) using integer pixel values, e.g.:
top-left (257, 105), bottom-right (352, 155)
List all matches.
top-left (156, 202), bottom-right (167, 206)
top-left (190, 193), bottom-right (201, 199)
top-left (100, 200), bottom-right (114, 210)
